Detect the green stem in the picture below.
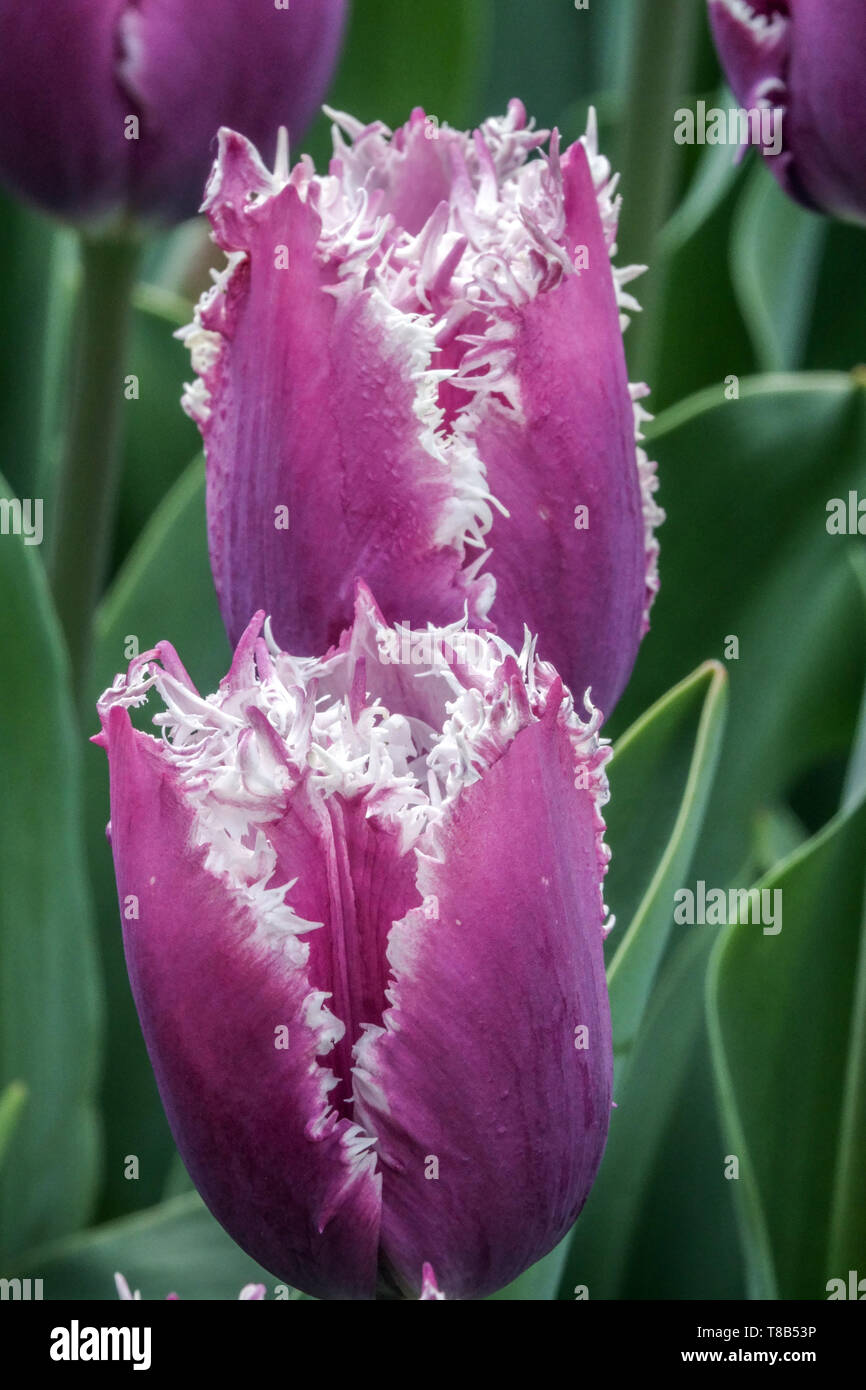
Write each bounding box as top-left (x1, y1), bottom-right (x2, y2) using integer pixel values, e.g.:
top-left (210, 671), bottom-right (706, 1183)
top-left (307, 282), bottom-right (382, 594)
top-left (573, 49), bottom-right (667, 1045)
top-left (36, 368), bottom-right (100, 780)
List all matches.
top-left (35, 227), bottom-right (78, 502)
top-left (48, 232), bottom-right (141, 700)
top-left (616, 0), bottom-right (703, 386)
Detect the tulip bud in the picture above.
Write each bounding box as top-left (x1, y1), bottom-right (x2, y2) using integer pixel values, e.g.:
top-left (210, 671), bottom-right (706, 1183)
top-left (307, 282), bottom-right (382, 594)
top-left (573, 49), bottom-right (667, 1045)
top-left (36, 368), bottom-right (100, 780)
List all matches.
top-left (0, 0), bottom-right (347, 226)
top-left (181, 102), bottom-right (662, 721)
top-left (95, 584), bottom-right (614, 1300)
top-left (708, 0), bottom-right (866, 224)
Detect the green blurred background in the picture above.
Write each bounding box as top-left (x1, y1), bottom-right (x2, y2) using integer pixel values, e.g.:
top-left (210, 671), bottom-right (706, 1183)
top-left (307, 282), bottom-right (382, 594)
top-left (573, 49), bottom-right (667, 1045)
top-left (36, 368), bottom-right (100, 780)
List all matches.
top-left (1, 0), bottom-right (864, 1299)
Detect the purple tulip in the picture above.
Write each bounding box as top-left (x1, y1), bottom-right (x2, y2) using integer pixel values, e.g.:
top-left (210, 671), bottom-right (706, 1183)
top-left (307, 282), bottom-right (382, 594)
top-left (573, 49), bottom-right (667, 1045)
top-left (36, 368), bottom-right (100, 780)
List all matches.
top-left (707, 1), bottom-right (866, 223)
top-left (0, 0), bottom-right (347, 225)
top-left (95, 585), bottom-right (614, 1300)
top-left (181, 102), bottom-right (662, 722)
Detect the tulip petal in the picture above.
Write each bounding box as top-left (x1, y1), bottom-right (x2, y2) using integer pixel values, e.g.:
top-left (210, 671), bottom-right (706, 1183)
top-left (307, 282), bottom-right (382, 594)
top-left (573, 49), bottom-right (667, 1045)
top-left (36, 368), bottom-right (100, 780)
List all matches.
top-left (267, 788), bottom-right (423, 1116)
top-left (184, 129), bottom-right (495, 655)
top-left (352, 692), bottom-right (612, 1300)
top-left (772, 0), bottom-right (866, 222)
top-left (98, 701), bottom-right (380, 1300)
top-left (419, 1263), bottom-right (446, 1300)
top-left (708, 1), bottom-right (791, 114)
top-left (465, 138), bottom-right (656, 719)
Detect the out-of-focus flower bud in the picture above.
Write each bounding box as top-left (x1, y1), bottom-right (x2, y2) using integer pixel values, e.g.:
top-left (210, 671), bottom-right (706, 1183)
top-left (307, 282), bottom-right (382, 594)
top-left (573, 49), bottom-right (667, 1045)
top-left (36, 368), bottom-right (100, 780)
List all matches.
top-left (0, 0), bottom-right (347, 226)
top-left (708, 1), bottom-right (866, 223)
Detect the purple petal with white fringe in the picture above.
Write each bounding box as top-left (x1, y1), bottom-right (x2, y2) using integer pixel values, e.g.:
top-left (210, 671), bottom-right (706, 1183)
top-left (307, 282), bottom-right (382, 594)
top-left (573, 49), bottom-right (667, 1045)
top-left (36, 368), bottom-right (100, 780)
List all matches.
top-left (96, 585), bottom-right (614, 1300)
top-left (182, 102), bottom-right (662, 721)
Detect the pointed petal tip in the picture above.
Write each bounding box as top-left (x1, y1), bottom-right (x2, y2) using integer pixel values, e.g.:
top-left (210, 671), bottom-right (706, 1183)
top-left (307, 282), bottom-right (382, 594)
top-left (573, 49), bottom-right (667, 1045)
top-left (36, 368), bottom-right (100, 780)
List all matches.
top-left (238, 1283), bottom-right (267, 1301)
top-left (201, 127), bottom-right (278, 245)
top-left (420, 1263), bottom-right (446, 1300)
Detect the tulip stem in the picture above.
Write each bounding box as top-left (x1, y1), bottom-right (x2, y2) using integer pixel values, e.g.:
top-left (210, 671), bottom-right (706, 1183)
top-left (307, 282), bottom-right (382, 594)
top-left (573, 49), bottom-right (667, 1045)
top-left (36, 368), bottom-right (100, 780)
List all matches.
top-left (616, 0), bottom-right (703, 385)
top-left (48, 231), bottom-right (141, 701)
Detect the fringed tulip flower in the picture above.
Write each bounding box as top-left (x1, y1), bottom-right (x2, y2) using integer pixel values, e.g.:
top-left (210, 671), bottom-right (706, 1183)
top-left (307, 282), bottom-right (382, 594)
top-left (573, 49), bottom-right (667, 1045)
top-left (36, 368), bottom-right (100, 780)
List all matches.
top-left (181, 102), bottom-right (662, 721)
top-left (708, 1), bottom-right (866, 224)
top-left (95, 585), bottom-right (614, 1300)
top-left (0, 0), bottom-right (347, 225)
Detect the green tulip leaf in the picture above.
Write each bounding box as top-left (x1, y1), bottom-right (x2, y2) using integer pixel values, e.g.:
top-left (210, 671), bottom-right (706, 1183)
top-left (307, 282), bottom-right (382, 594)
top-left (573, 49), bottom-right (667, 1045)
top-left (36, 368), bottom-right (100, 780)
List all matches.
top-left (13, 1193), bottom-right (279, 1302)
top-left (614, 374), bottom-right (866, 885)
top-left (731, 164), bottom-right (828, 373)
top-left (305, 0), bottom-right (492, 169)
top-left (0, 1083), bottom-right (27, 1174)
top-left (113, 285), bottom-right (199, 575)
top-left (0, 474), bottom-right (101, 1257)
top-left (0, 198), bottom-right (74, 506)
top-left (481, 0), bottom-right (620, 133)
top-left (648, 133), bottom-right (755, 411)
top-left (707, 796), bottom-right (866, 1298)
top-left (750, 804), bottom-right (809, 879)
top-left (660, 135), bottom-right (744, 257)
top-left (842, 548), bottom-right (866, 813)
top-left (558, 930), bottom-right (743, 1299)
top-left (605, 661), bottom-right (728, 1083)
top-left (804, 221), bottom-right (866, 377)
